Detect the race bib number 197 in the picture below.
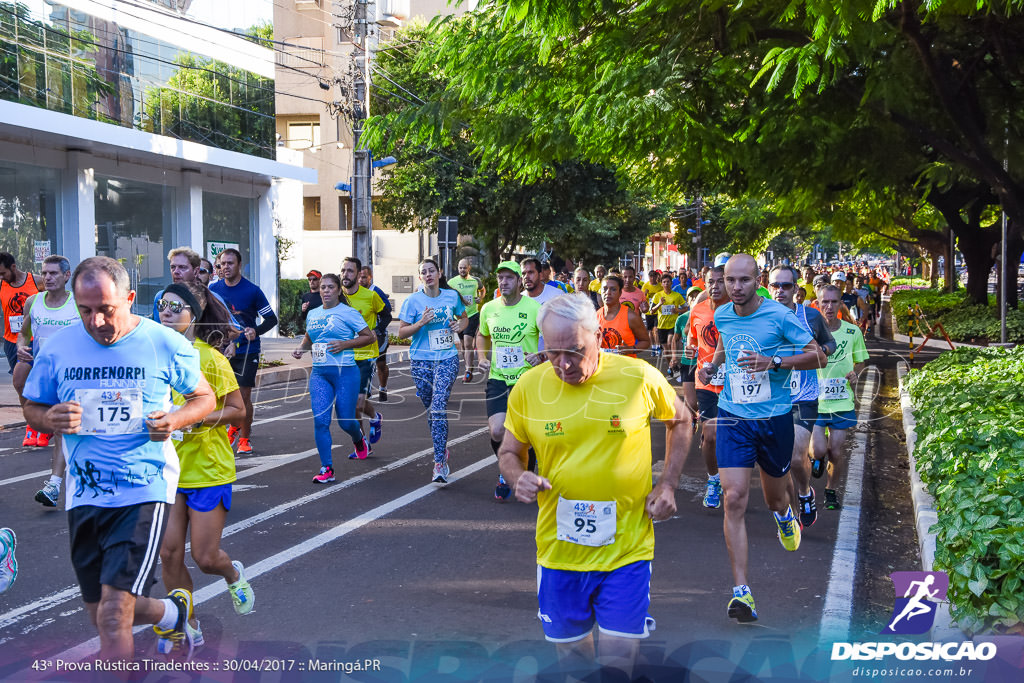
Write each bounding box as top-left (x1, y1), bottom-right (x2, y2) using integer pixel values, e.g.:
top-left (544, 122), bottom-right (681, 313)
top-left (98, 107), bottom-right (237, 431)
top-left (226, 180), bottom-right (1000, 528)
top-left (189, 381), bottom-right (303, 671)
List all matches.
top-left (729, 370), bottom-right (770, 404)
top-left (76, 388), bottom-right (143, 435)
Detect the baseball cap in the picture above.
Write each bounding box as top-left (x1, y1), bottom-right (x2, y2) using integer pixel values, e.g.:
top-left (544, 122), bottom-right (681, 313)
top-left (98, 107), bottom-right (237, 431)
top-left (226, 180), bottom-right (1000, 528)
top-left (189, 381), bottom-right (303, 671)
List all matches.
top-left (831, 271), bottom-right (847, 282)
top-left (495, 260), bottom-right (522, 276)
top-left (813, 274), bottom-right (830, 287)
top-left (686, 286), bottom-right (703, 297)
top-left (306, 269), bottom-right (322, 279)
top-left (713, 252), bottom-right (731, 267)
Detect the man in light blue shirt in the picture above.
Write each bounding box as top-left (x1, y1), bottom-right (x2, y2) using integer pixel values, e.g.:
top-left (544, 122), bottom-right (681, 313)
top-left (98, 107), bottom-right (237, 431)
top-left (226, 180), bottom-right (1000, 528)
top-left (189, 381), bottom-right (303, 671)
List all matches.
top-left (698, 254), bottom-right (825, 624)
top-left (23, 256), bottom-right (215, 660)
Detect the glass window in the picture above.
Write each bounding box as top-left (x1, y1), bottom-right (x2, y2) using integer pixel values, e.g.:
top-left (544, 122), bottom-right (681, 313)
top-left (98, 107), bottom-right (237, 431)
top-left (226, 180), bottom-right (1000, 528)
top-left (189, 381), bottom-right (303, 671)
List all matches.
top-left (0, 161), bottom-right (60, 272)
top-left (286, 121), bottom-right (320, 150)
top-left (94, 176), bottom-right (174, 315)
top-left (203, 192), bottom-right (253, 278)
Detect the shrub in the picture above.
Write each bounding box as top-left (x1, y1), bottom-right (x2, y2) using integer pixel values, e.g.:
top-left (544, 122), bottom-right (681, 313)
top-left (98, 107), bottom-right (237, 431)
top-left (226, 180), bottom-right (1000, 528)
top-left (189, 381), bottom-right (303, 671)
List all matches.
top-left (277, 279), bottom-right (308, 337)
top-left (905, 346), bottom-right (1024, 635)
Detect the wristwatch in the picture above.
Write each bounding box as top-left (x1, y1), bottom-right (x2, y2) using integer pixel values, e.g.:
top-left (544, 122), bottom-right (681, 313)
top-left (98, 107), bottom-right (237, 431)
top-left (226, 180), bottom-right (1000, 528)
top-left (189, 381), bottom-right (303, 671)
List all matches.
top-left (771, 355), bottom-right (783, 371)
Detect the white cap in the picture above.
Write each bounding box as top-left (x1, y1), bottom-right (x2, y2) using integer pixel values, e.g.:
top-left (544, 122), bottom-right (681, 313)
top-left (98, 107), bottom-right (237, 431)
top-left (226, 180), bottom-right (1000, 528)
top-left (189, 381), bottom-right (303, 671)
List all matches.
top-left (831, 271), bottom-right (847, 282)
top-left (713, 252), bottom-right (731, 267)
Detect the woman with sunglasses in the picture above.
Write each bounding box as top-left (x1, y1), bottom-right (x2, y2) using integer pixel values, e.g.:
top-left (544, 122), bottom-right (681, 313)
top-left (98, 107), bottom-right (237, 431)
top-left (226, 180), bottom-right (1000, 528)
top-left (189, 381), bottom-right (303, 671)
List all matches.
top-left (292, 273), bottom-right (375, 482)
top-left (398, 259), bottom-right (467, 484)
top-left (156, 282), bottom-right (254, 653)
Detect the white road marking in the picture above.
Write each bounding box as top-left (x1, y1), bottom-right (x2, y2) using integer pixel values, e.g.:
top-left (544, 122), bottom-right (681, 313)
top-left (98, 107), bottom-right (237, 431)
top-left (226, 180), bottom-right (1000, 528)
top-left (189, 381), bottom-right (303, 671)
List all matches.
top-left (819, 366), bottom-right (878, 643)
top-left (47, 454), bottom-right (497, 665)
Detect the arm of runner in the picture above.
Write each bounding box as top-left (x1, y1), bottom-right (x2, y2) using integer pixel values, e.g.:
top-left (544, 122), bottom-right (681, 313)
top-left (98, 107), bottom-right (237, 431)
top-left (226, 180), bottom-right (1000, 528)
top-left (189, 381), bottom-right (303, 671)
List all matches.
top-left (24, 400), bottom-right (81, 435)
top-left (327, 326), bottom-right (374, 354)
top-left (498, 431), bottom-right (550, 504)
top-left (697, 336), bottom-right (725, 383)
top-left (253, 298), bottom-right (279, 337)
top-left (646, 395), bottom-right (692, 521)
top-left (16, 293), bottom-right (35, 362)
top-left (145, 374), bottom-right (215, 442)
top-left (476, 333), bottom-right (491, 370)
top-left (809, 310), bottom-right (837, 359)
top-left (292, 332), bottom-right (313, 358)
top-left (196, 387), bottom-right (244, 429)
top-left (450, 311), bottom-right (468, 333)
top-left (398, 307), bottom-right (435, 338)
top-left (848, 361), bottom-right (865, 385)
top-left (628, 310), bottom-right (651, 350)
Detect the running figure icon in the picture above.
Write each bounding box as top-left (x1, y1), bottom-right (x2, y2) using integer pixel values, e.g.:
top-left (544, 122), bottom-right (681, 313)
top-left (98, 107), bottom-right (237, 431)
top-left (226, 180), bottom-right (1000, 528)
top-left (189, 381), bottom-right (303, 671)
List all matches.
top-left (883, 571), bottom-right (949, 634)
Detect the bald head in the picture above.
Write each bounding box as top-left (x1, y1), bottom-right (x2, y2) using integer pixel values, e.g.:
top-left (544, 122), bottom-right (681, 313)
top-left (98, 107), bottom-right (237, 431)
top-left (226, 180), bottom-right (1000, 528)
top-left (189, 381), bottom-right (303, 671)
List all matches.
top-left (723, 253), bottom-right (761, 307)
top-left (457, 258), bottom-right (471, 278)
top-left (724, 253), bottom-right (759, 279)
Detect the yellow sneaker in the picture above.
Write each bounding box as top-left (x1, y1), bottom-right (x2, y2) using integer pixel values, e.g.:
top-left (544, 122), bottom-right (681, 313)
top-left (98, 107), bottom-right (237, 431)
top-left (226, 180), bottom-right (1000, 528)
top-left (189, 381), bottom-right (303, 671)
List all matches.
top-left (727, 586), bottom-right (758, 622)
top-left (775, 508), bottom-right (801, 551)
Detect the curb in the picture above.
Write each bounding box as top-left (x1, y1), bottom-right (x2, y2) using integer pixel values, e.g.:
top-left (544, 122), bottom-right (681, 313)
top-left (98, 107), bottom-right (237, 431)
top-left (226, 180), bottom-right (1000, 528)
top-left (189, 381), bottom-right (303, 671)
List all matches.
top-left (896, 362), bottom-right (961, 640)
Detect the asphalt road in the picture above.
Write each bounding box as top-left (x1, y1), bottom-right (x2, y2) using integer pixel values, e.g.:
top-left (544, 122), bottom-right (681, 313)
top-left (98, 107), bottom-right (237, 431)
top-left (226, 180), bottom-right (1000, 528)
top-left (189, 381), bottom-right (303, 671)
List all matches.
top-left (0, 354), bottom-right (893, 682)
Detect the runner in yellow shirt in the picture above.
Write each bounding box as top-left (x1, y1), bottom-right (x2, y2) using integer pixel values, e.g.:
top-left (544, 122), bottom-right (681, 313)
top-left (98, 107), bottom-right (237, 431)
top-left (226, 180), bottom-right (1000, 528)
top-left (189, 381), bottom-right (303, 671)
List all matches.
top-left (499, 293), bottom-right (692, 680)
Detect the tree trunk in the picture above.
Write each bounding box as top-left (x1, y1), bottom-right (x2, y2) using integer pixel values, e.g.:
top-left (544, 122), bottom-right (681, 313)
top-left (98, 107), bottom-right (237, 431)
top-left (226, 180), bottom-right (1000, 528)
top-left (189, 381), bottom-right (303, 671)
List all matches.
top-left (958, 228), bottom-right (996, 305)
top-left (999, 226), bottom-right (1023, 311)
top-left (945, 228), bottom-right (955, 293)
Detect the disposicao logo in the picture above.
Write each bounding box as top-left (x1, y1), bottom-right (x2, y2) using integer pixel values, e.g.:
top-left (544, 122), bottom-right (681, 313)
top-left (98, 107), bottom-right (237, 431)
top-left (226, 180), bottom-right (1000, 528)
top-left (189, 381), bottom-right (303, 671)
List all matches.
top-left (883, 571), bottom-right (948, 635)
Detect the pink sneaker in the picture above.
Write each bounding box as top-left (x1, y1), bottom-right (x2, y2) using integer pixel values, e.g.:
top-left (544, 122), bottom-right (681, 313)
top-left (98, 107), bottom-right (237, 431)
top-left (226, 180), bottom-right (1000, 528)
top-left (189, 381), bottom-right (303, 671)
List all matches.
top-left (312, 466), bottom-right (335, 484)
top-left (348, 439), bottom-right (371, 460)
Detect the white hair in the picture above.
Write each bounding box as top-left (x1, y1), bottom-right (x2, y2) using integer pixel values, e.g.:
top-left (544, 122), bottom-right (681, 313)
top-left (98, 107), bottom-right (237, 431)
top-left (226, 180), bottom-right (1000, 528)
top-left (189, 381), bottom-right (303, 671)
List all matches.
top-left (538, 293), bottom-right (600, 335)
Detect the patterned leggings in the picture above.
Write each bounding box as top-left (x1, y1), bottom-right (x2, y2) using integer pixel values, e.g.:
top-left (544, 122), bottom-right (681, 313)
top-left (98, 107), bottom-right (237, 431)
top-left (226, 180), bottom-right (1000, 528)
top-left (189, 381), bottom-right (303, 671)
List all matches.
top-left (410, 356), bottom-right (459, 463)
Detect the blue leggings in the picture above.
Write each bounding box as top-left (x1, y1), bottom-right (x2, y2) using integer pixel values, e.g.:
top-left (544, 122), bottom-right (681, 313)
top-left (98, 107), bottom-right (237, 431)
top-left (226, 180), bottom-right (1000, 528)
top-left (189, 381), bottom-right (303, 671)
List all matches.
top-left (309, 365), bottom-right (363, 467)
top-left (411, 356), bottom-right (459, 463)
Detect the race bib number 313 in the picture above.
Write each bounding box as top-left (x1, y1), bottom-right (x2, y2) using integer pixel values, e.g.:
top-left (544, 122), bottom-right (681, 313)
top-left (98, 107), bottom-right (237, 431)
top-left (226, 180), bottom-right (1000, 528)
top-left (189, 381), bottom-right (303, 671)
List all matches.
top-left (556, 496), bottom-right (616, 547)
top-left (76, 388), bottom-right (143, 435)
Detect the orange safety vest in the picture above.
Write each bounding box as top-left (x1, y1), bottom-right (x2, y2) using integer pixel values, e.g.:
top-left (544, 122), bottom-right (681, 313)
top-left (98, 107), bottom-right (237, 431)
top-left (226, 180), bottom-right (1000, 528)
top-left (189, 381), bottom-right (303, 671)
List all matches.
top-left (1, 273), bottom-right (41, 342)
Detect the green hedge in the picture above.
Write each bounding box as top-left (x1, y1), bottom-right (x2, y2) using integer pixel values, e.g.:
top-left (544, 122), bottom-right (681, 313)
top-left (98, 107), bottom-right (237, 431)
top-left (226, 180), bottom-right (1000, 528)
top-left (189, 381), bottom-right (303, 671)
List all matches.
top-left (890, 289), bottom-right (1024, 344)
top-left (890, 276), bottom-right (932, 288)
top-left (905, 346), bottom-right (1024, 635)
top-left (277, 279), bottom-right (308, 338)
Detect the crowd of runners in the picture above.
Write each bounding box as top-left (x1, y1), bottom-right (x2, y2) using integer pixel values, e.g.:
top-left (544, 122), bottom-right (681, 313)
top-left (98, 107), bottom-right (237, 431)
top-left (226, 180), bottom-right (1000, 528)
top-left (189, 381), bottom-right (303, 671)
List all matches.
top-left (0, 246), bottom-right (879, 678)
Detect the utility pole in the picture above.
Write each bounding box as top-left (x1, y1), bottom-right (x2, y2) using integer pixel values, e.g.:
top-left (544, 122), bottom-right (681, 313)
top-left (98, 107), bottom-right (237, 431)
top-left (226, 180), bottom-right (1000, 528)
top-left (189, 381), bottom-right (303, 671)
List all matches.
top-left (349, 0), bottom-right (374, 268)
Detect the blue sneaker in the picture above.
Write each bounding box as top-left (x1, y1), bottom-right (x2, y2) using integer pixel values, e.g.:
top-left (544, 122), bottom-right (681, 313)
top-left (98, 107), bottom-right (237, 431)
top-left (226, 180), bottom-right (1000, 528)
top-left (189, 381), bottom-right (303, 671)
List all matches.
top-left (0, 528), bottom-right (17, 594)
top-left (728, 585), bottom-right (758, 623)
top-left (368, 412), bottom-right (383, 444)
top-left (702, 478), bottom-right (722, 508)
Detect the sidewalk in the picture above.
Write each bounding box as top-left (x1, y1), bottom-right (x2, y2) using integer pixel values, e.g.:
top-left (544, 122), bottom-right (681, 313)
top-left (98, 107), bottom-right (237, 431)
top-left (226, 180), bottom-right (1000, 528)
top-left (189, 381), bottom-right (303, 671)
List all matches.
top-left (0, 337), bottom-right (314, 432)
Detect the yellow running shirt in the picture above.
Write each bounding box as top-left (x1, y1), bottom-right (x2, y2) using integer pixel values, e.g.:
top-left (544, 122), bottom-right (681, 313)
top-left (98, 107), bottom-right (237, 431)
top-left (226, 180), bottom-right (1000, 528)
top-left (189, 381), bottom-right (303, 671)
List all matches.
top-left (345, 286), bottom-right (385, 361)
top-left (651, 290), bottom-right (686, 329)
top-left (504, 353), bottom-right (677, 571)
top-left (172, 339), bottom-right (239, 488)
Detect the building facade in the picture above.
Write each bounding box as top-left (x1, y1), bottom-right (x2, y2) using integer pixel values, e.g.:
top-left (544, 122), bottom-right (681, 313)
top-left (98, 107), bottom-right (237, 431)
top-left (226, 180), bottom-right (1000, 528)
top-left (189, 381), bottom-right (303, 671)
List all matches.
top-left (0, 0), bottom-right (313, 318)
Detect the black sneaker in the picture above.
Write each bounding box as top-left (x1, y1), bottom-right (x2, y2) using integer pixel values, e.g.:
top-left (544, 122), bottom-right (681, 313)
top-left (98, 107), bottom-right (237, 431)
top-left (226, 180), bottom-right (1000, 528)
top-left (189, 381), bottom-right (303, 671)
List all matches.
top-left (824, 488), bottom-right (841, 510)
top-left (798, 491), bottom-right (817, 527)
top-left (494, 475), bottom-right (511, 501)
top-left (811, 456), bottom-right (826, 479)
top-left (379, 388), bottom-right (388, 402)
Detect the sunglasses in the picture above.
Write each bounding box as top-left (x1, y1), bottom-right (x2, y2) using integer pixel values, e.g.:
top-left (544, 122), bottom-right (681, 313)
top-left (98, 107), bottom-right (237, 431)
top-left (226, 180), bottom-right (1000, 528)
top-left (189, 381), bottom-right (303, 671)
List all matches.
top-left (156, 299), bottom-right (191, 314)
top-left (197, 268), bottom-right (210, 275)
top-left (768, 282), bottom-right (795, 290)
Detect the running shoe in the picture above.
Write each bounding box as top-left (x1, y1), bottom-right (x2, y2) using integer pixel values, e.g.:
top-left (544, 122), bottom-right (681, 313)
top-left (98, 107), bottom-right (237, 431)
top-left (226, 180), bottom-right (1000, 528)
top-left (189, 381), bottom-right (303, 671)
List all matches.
top-left (236, 438), bottom-right (253, 455)
top-left (0, 528), bottom-right (17, 594)
top-left (702, 479), bottom-right (722, 509)
top-left (21, 427), bottom-right (36, 448)
top-left (35, 480), bottom-right (60, 508)
top-left (811, 456), bottom-right (826, 479)
top-left (464, 370), bottom-right (472, 383)
top-left (227, 425), bottom-right (240, 446)
top-left (35, 433), bottom-right (51, 447)
top-left (432, 450), bottom-right (450, 484)
top-left (494, 474), bottom-right (511, 501)
top-left (824, 488), bottom-right (841, 510)
top-left (379, 387), bottom-right (388, 402)
top-left (312, 466), bottom-right (335, 484)
top-left (227, 560), bottom-right (255, 615)
top-left (798, 490), bottom-right (817, 528)
top-left (775, 509), bottom-right (802, 551)
top-left (153, 588), bottom-right (198, 657)
top-left (727, 586), bottom-right (758, 623)
top-left (348, 438), bottom-right (370, 460)
top-left (368, 412), bottom-right (383, 444)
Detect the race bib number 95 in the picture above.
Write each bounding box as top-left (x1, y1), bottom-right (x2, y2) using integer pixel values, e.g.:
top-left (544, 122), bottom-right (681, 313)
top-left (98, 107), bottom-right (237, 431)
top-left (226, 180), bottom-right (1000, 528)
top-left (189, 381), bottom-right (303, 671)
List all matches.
top-left (76, 388), bottom-right (143, 435)
top-left (556, 496), bottom-right (616, 547)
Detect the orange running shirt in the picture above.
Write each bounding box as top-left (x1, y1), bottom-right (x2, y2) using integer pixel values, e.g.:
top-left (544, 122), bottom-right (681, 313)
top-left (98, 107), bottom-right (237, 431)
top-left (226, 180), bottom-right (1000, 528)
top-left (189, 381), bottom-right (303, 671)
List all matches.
top-left (687, 299), bottom-right (724, 394)
top-left (2, 273), bottom-right (41, 342)
top-left (598, 305), bottom-right (636, 354)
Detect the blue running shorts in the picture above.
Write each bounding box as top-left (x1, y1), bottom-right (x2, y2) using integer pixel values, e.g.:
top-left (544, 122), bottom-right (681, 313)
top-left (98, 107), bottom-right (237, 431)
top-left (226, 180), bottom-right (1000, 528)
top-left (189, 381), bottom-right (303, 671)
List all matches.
top-left (536, 560), bottom-right (655, 642)
top-left (816, 410), bottom-right (857, 431)
top-left (715, 407), bottom-right (794, 478)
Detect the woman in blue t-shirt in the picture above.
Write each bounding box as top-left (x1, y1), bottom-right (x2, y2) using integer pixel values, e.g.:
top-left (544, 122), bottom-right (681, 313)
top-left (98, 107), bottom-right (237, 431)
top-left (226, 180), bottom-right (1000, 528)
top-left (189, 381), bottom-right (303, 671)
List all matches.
top-left (292, 274), bottom-right (375, 483)
top-left (398, 259), bottom-right (467, 484)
